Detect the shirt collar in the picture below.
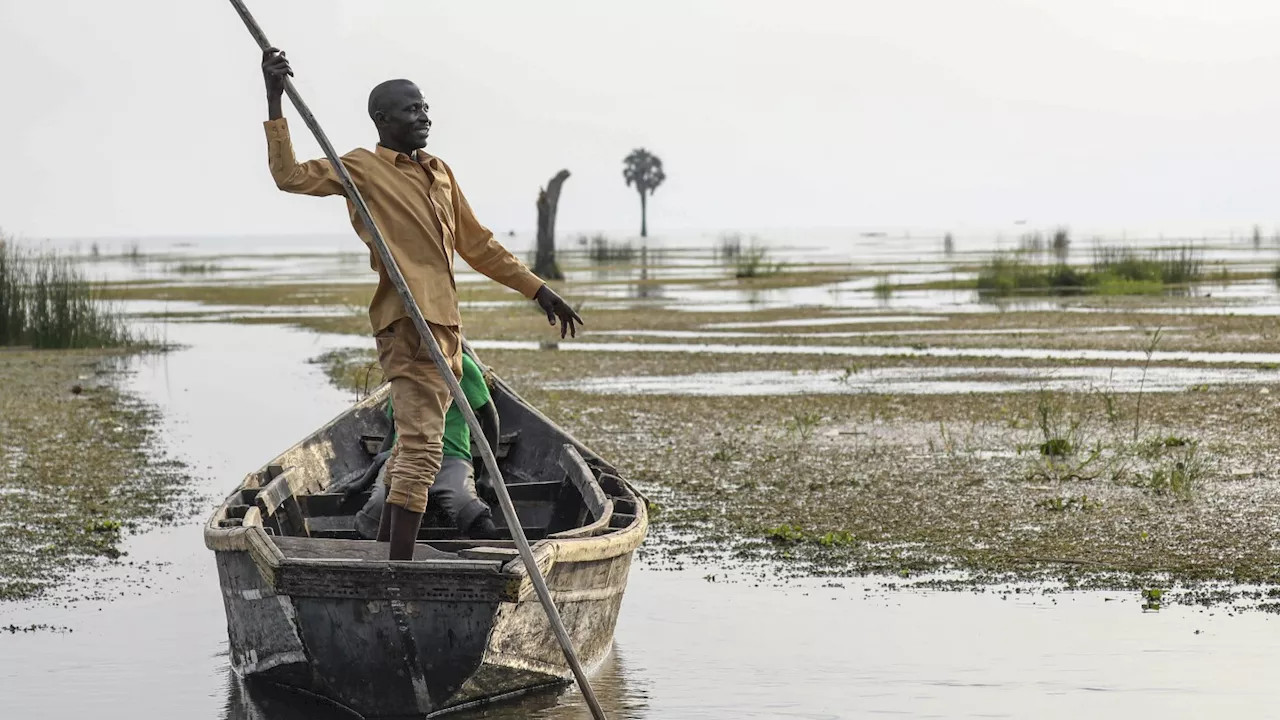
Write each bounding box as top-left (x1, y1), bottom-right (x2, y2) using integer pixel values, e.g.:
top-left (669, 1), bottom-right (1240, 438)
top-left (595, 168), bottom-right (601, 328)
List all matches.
top-left (375, 144), bottom-right (438, 169)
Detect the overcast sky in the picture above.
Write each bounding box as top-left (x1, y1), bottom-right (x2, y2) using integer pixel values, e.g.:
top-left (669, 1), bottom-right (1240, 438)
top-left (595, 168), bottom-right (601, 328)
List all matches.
top-left (4, 0), bottom-right (1280, 241)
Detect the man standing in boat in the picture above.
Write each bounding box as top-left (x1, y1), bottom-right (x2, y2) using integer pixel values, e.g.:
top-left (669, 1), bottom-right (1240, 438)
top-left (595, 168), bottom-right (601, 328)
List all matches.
top-left (260, 48), bottom-right (582, 561)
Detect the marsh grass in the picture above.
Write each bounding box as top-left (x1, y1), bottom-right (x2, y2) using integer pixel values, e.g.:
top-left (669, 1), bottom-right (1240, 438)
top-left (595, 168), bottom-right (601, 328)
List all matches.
top-left (0, 350), bottom-right (194, 600)
top-left (0, 239), bottom-right (132, 349)
top-left (976, 244), bottom-right (1203, 297)
top-left (710, 435), bottom-right (745, 463)
top-left (733, 243), bottom-right (784, 278)
top-left (715, 233), bottom-right (743, 260)
top-left (1051, 227), bottom-right (1071, 259)
top-left (1016, 372), bottom-right (1206, 500)
top-left (581, 235), bottom-right (636, 263)
top-left (313, 348), bottom-right (387, 401)
top-left (873, 275), bottom-right (895, 300)
top-left (1018, 232), bottom-right (1046, 255)
top-left (1092, 246), bottom-right (1202, 286)
top-left (1016, 227), bottom-right (1071, 260)
top-left (1024, 389), bottom-right (1104, 483)
top-left (169, 262), bottom-right (222, 275)
top-left (1139, 442), bottom-right (1203, 500)
top-left (123, 241), bottom-right (144, 266)
top-left (784, 410), bottom-right (822, 446)
top-left (1132, 328), bottom-right (1163, 441)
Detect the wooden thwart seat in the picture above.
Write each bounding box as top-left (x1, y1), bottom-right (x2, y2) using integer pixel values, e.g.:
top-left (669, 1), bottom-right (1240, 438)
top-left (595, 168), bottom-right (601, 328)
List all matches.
top-left (255, 465), bottom-right (316, 538)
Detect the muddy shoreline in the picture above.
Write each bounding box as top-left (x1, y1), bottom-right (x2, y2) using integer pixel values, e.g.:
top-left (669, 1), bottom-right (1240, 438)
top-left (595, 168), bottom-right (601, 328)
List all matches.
top-left (0, 349), bottom-right (194, 601)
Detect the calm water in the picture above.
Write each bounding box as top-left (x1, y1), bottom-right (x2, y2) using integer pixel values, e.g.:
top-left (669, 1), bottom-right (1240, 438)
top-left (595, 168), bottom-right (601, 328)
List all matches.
top-left (2, 320), bottom-right (1279, 719)
top-left (472, 339), bottom-right (1280, 367)
top-left (545, 365), bottom-right (1280, 397)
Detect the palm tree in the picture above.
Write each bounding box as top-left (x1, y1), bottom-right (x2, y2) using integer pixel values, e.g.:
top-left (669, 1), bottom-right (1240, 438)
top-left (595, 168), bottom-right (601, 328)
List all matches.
top-left (622, 148), bottom-right (666, 238)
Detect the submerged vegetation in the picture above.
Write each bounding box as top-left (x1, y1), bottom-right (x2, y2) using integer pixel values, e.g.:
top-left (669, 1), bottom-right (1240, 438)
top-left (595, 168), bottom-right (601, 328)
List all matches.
top-left (0, 238), bottom-right (132, 348)
top-left (169, 261), bottom-right (222, 275)
top-left (712, 233), bottom-right (786, 278)
top-left (580, 234), bottom-right (636, 263)
top-left (0, 351), bottom-right (194, 600)
top-left (977, 244), bottom-right (1204, 297)
top-left (0, 237), bottom-right (180, 600)
top-left (1016, 227), bottom-right (1072, 260)
top-left (729, 243), bottom-right (784, 279)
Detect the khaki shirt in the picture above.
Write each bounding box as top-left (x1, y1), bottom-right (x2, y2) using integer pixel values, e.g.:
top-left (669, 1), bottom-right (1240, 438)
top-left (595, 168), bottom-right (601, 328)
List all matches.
top-left (264, 117), bottom-right (544, 331)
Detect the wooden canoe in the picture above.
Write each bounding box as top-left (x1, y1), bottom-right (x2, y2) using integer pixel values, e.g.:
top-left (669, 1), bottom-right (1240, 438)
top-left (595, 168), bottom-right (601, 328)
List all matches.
top-left (203, 359), bottom-right (648, 718)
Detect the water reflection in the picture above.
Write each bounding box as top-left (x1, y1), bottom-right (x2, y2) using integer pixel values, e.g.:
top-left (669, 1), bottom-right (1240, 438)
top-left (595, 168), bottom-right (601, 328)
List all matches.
top-left (454, 649), bottom-right (646, 720)
top-left (224, 672), bottom-right (361, 720)
top-left (222, 648), bottom-right (646, 720)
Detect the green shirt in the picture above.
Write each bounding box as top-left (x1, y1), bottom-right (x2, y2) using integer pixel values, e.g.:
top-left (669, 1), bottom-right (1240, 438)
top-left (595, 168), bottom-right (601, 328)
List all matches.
top-left (384, 354), bottom-right (490, 459)
top-left (443, 354), bottom-right (491, 459)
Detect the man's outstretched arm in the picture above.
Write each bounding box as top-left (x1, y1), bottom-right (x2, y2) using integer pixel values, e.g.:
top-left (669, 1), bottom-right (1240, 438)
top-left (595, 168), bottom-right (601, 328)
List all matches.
top-left (447, 165), bottom-right (584, 337)
top-left (261, 47), bottom-right (344, 197)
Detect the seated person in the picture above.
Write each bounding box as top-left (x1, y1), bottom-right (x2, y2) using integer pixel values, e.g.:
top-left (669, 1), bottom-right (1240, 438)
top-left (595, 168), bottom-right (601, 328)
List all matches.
top-left (353, 353), bottom-right (501, 540)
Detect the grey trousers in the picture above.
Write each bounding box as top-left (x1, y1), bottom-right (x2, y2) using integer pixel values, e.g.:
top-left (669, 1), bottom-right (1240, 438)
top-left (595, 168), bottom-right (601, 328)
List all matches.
top-left (354, 455), bottom-right (491, 540)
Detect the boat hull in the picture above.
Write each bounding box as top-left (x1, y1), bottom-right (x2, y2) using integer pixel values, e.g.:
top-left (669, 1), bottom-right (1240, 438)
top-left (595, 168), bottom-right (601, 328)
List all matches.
top-left (206, 368), bottom-right (647, 717)
top-left (214, 540), bottom-right (637, 717)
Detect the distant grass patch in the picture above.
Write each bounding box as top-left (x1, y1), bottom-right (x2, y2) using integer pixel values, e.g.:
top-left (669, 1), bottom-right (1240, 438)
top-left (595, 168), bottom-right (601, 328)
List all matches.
top-left (977, 245), bottom-right (1203, 298)
top-left (169, 262), bottom-right (222, 275)
top-left (580, 235), bottom-right (636, 263)
top-left (732, 243), bottom-right (784, 279)
top-left (716, 233), bottom-right (744, 260)
top-left (873, 275), bottom-right (895, 300)
top-left (0, 238), bottom-right (133, 349)
top-left (1093, 245), bottom-right (1202, 285)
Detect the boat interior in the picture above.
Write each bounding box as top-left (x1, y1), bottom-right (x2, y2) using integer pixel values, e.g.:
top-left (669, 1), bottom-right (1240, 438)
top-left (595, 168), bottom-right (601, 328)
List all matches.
top-left (210, 375), bottom-right (645, 561)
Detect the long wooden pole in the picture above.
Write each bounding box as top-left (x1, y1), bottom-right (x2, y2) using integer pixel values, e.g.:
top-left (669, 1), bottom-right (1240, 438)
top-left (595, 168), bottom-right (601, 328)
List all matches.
top-left (224, 3), bottom-right (607, 718)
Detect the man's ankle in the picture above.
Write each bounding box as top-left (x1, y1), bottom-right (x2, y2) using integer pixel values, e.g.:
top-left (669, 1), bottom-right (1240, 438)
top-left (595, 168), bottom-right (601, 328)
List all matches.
top-left (387, 504), bottom-right (424, 561)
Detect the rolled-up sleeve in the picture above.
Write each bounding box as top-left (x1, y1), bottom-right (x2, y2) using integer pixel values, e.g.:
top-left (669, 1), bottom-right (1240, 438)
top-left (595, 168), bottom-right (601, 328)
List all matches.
top-left (446, 163), bottom-right (545, 299)
top-left (264, 118), bottom-right (344, 196)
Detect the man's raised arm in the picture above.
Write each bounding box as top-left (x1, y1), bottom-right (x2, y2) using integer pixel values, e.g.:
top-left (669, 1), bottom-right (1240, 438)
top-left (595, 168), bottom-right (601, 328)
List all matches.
top-left (261, 48), bottom-right (343, 197)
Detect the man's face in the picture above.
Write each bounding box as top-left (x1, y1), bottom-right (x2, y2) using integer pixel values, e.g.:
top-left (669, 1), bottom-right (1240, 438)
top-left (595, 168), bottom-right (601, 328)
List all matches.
top-left (375, 83), bottom-right (431, 151)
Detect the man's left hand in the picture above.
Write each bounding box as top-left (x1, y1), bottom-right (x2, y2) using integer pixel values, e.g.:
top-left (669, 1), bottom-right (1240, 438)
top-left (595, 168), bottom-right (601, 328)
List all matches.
top-left (534, 285), bottom-right (584, 339)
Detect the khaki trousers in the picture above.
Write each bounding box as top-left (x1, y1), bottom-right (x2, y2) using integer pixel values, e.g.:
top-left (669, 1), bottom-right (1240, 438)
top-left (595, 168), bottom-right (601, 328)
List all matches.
top-left (375, 316), bottom-right (463, 514)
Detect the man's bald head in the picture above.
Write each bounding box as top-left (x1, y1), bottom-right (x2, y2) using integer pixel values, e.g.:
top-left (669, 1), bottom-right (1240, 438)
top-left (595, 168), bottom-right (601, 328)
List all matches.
top-left (367, 79), bottom-right (432, 154)
top-left (367, 79), bottom-right (420, 121)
